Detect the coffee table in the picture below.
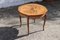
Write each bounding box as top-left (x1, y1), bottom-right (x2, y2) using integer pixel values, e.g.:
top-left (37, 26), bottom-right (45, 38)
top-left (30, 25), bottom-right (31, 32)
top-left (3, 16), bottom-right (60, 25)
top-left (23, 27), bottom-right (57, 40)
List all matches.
top-left (18, 3), bottom-right (48, 35)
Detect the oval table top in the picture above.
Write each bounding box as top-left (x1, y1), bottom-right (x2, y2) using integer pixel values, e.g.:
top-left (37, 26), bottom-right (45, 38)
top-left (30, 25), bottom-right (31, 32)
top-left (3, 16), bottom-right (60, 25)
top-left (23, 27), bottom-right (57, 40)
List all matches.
top-left (18, 3), bottom-right (48, 17)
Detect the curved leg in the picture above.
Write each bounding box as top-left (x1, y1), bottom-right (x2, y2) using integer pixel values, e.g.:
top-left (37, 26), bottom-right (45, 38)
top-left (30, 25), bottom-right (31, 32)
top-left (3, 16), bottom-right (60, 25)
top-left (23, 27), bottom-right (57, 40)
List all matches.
top-left (19, 16), bottom-right (22, 27)
top-left (43, 15), bottom-right (47, 31)
top-left (27, 17), bottom-right (29, 35)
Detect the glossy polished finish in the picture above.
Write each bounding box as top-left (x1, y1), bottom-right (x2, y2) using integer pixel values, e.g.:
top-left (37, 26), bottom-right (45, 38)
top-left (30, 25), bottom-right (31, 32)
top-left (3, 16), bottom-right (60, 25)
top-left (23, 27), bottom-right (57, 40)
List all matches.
top-left (18, 3), bottom-right (48, 35)
top-left (18, 3), bottom-right (47, 17)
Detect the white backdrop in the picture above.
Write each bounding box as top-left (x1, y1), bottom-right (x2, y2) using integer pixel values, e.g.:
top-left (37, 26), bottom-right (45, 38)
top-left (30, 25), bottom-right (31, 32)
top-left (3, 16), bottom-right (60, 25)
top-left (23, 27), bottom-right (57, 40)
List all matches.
top-left (0, 0), bottom-right (42, 8)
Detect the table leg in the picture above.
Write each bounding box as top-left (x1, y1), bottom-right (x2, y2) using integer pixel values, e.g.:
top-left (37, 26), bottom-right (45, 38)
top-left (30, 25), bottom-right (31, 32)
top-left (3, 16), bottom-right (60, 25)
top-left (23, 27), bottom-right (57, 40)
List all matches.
top-left (43, 15), bottom-right (47, 31)
top-left (27, 17), bottom-right (29, 35)
top-left (19, 16), bottom-right (22, 27)
top-left (34, 19), bottom-right (35, 23)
